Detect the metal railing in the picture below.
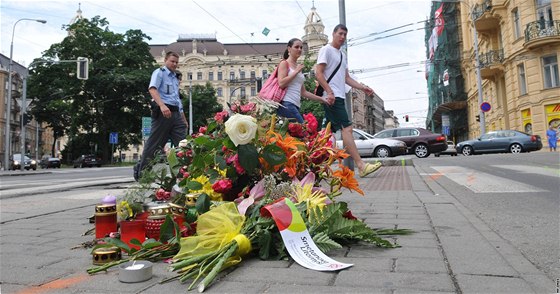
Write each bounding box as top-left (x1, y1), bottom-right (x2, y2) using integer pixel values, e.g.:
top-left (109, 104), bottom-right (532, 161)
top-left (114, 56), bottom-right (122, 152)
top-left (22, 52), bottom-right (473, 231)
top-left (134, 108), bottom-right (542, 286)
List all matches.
top-left (478, 49), bottom-right (504, 68)
top-left (471, 0), bottom-right (492, 21)
top-left (525, 20), bottom-right (560, 43)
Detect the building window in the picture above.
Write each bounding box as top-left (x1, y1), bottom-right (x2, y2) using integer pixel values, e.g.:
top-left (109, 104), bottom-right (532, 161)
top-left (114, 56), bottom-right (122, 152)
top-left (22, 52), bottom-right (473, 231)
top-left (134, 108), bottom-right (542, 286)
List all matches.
top-left (262, 70), bottom-right (268, 79)
top-left (197, 72), bottom-right (202, 80)
top-left (217, 71), bottom-right (222, 81)
top-left (217, 87), bottom-right (223, 97)
top-left (209, 72), bottom-right (214, 81)
top-left (230, 71), bottom-right (235, 81)
top-left (250, 71), bottom-right (256, 81)
top-left (518, 63), bottom-right (527, 95)
top-left (240, 87), bottom-right (246, 97)
top-left (187, 72), bottom-right (193, 81)
top-left (542, 55), bottom-right (559, 88)
top-left (536, 0), bottom-right (553, 28)
top-left (251, 86), bottom-right (256, 96)
top-left (512, 9), bottom-right (521, 39)
top-left (240, 71), bottom-right (245, 80)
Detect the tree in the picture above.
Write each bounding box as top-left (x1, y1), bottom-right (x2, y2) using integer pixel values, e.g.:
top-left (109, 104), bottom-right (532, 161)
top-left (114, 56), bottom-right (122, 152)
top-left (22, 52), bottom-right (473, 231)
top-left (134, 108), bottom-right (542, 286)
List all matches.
top-left (27, 16), bottom-right (155, 162)
top-left (182, 82), bottom-right (222, 131)
top-left (300, 53), bottom-right (325, 126)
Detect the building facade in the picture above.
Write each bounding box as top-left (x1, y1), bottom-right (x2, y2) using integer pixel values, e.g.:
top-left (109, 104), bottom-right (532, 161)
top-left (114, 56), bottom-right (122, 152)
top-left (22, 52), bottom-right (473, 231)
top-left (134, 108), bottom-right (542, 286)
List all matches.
top-left (458, 0), bottom-right (559, 142)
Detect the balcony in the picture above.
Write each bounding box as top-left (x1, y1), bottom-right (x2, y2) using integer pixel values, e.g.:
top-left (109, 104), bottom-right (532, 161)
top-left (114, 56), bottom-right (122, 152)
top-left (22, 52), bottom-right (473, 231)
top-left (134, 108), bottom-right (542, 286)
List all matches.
top-left (478, 49), bottom-right (504, 79)
top-left (524, 20), bottom-right (560, 50)
top-left (472, 0), bottom-right (500, 31)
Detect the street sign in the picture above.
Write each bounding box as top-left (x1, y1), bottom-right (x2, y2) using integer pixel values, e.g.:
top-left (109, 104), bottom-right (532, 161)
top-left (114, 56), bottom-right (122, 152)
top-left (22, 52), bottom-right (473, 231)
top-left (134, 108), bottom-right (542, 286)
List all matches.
top-left (480, 102), bottom-right (491, 112)
top-left (442, 126), bottom-right (450, 136)
top-left (109, 132), bottom-right (118, 144)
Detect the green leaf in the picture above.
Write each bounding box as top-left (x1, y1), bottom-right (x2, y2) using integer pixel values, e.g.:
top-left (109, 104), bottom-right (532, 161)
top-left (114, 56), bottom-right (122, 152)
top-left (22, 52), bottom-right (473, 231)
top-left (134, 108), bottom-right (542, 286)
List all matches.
top-left (311, 232), bottom-right (342, 252)
top-left (130, 239), bottom-right (143, 246)
top-left (196, 193), bottom-right (211, 214)
top-left (258, 230), bottom-right (272, 260)
top-left (142, 239), bottom-right (163, 249)
top-left (261, 144), bottom-right (286, 166)
top-left (193, 136), bottom-right (210, 146)
top-left (104, 237), bottom-right (131, 254)
top-left (215, 154), bottom-right (227, 170)
top-left (158, 214), bottom-right (176, 243)
top-left (167, 147), bottom-right (179, 176)
top-left (238, 144), bottom-right (258, 173)
top-left (186, 180), bottom-right (203, 191)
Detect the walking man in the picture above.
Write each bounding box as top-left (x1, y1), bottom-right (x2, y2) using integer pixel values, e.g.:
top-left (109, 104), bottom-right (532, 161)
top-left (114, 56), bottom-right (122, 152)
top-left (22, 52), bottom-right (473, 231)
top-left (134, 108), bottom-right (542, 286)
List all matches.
top-left (316, 24), bottom-right (380, 177)
top-left (134, 51), bottom-right (188, 181)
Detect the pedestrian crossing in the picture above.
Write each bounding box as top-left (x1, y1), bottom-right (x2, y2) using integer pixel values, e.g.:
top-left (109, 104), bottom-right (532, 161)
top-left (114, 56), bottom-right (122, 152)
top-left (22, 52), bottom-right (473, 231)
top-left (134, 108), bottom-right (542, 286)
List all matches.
top-left (428, 166), bottom-right (550, 193)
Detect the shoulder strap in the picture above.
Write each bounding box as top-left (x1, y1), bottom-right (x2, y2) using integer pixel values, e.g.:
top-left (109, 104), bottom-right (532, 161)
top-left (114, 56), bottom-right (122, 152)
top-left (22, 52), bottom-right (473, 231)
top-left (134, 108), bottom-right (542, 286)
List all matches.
top-left (326, 52), bottom-right (343, 83)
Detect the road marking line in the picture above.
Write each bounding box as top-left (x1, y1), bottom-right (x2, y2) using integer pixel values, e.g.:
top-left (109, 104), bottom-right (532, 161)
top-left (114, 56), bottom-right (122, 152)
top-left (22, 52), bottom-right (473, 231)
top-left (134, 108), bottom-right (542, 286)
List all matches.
top-left (492, 165), bottom-right (560, 178)
top-left (430, 166), bottom-right (546, 193)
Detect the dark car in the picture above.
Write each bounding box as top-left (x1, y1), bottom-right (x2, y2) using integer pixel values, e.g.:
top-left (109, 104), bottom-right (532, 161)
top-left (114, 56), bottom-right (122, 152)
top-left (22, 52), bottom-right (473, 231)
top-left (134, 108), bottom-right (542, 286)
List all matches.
top-left (73, 154), bottom-right (102, 168)
top-left (334, 129), bottom-right (408, 158)
top-left (456, 130), bottom-right (542, 156)
top-left (10, 154), bottom-right (38, 170)
top-left (372, 127), bottom-right (447, 158)
top-left (40, 156), bottom-right (61, 168)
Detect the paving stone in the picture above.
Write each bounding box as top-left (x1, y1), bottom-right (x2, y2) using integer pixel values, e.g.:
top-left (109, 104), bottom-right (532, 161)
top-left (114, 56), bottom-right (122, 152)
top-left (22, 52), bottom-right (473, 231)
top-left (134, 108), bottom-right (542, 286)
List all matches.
top-left (335, 272), bottom-right (455, 292)
top-left (394, 257), bottom-right (447, 273)
top-left (456, 274), bottom-right (535, 293)
top-left (223, 266), bottom-right (334, 286)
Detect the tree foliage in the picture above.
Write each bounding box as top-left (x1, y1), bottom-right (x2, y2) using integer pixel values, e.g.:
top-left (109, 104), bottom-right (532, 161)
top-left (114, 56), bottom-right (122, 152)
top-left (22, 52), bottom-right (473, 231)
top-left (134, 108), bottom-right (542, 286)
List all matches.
top-left (182, 82), bottom-right (222, 131)
top-left (301, 53), bottom-right (325, 126)
top-left (27, 16), bottom-right (155, 161)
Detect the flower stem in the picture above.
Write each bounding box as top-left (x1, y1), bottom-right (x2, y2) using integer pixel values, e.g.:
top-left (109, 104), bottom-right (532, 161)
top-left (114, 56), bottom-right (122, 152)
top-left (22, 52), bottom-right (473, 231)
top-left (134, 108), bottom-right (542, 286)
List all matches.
top-left (197, 242), bottom-right (238, 292)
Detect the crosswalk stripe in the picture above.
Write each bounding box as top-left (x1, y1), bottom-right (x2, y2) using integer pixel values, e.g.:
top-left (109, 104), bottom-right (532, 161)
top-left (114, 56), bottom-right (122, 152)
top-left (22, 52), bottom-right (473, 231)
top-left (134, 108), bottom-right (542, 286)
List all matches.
top-left (430, 166), bottom-right (546, 193)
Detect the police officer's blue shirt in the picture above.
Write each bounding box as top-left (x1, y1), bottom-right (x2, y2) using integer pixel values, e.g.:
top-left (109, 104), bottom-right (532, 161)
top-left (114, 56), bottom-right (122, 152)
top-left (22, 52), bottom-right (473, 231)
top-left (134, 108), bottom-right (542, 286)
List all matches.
top-left (149, 66), bottom-right (183, 112)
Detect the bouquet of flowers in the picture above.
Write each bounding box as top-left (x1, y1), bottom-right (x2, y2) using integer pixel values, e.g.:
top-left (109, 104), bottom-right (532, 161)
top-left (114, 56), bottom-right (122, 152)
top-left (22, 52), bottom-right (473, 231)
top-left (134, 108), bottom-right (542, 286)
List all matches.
top-left (87, 99), bottom-right (411, 291)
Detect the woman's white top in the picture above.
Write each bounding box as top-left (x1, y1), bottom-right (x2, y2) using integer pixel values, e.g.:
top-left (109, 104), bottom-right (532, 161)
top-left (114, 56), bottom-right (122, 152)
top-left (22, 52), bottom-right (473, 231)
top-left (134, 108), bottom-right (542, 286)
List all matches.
top-left (283, 65), bottom-right (305, 108)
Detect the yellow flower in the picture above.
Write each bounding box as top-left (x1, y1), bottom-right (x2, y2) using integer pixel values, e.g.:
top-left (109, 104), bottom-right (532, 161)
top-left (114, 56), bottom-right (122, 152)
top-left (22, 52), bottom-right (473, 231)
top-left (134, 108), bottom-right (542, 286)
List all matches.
top-left (118, 200), bottom-right (133, 220)
top-left (224, 114), bottom-right (258, 146)
top-left (291, 183), bottom-right (328, 212)
top-left (190, 175), bottom-right (223, 201)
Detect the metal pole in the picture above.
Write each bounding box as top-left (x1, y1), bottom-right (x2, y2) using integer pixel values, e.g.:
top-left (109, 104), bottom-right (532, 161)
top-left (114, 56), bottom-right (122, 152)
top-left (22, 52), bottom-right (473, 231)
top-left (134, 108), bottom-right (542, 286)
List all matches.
top-left (471, 9), bottom-right (486, 134)
top-left (338, 0), bottom-right (354, 170)
top-left (20, 76), bottom-right (27, 170)
top-left (36, 119), bottom-right (39, 160)
top-left (189, 77), bottom-right (193, 135)
top-left (3, 18), bottom-right (46, 171)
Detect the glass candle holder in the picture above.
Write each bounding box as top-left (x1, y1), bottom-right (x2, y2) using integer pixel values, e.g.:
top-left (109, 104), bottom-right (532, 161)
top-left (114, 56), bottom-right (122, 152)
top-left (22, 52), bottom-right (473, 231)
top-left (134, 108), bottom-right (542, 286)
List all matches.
top-left (95, 204), bottom-right (117, 239)
top-left (120, 219), bottom-right (146, 250)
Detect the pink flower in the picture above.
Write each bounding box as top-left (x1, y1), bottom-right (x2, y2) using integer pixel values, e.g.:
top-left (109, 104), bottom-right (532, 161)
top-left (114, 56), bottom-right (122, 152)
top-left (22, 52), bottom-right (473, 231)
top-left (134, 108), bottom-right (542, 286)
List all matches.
top-left (214, 111), bottom-right (229, 123)
top-left (199, 126), bottom-right (207, 134)
top-left (212, 179), bottom-right (233, 194)
top-left (155, 188), bottom-right (171, 201)
top-left (227, 154), bottom-right (245, 174)
top-left (303, 113), bottom-right (318, 135)
top-left (240, 102), bottom-right (256, 113)
top-left (235, 179), bottom-right (266, 215)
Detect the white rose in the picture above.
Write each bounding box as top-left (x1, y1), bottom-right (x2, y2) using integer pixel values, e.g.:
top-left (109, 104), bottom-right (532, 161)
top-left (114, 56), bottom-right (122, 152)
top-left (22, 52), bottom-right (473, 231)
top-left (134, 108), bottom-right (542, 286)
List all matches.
top-left (178, 139), bottom-right (188, 148)
top-left (225, 114), bottom-right (258, 146)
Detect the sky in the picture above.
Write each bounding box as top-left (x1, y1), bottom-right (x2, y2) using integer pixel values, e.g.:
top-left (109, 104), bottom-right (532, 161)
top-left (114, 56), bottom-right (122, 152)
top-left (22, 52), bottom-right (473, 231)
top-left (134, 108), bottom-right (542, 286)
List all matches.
top-left (1, 0), bottom-right (433, 128)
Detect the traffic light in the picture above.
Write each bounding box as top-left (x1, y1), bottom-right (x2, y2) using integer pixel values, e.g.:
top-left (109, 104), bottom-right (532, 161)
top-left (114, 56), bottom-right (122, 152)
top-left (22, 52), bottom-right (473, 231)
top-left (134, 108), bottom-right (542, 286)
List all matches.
top-left (475, 115), bottom-right (480, 122)
top-left (77, 57), bottom-right (89, 80)
top-left (405, 115), bottom-right (409, 122)
top-left (23, 113), bottom-right (31, 125)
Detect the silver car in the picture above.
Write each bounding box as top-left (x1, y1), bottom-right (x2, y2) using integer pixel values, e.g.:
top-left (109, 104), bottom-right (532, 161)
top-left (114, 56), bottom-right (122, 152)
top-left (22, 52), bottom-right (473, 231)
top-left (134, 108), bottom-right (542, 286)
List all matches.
top-left (335, 129), bottom-right (407, 158)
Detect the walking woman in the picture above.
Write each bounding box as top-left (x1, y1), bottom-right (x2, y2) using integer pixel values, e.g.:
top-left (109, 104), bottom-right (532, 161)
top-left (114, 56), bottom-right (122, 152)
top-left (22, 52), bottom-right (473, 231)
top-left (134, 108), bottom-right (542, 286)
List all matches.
top-left (276, 38), bottom-right (331, 123)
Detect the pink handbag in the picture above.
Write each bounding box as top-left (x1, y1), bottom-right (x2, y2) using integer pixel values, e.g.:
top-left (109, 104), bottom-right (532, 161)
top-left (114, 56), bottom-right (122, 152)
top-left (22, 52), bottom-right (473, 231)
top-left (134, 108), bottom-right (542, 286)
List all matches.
top-left (258, 62), bottom-right (287, 103)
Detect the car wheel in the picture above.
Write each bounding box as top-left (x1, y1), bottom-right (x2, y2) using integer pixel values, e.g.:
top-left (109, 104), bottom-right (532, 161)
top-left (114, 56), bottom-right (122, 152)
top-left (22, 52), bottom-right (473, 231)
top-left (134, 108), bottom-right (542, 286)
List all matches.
top-left (374, 146), bottom-right (391, 158)
top-left (510, 143), bottom-right (522, 154)
top-left (461, 145), bottom-right (473, 156)
top-left (414, 144), bottom-right (429, 158)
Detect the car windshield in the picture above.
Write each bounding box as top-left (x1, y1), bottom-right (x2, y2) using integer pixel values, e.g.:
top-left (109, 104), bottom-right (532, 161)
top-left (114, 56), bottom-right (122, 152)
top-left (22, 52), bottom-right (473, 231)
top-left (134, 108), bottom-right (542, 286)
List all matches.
top-left (13, 154), bottom-right (31, 161)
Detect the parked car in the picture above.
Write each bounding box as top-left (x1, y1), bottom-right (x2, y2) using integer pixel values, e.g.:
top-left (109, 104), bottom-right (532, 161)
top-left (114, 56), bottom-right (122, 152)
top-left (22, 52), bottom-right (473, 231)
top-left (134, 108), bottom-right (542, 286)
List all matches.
top-left (456, 130), bottom-right (542, 156)
top-left (73, 154), bottom-right (102, 168)
top-left (40, 156), bottom-right (61, 168)
top-left (10, 154), bottom-right (37, 170)
top-left (372, 127), bottom-right (447, 158)
top-left (334, 129), bottom-right (407, 158)
top-left (434, 141), bottom-right (458, 157)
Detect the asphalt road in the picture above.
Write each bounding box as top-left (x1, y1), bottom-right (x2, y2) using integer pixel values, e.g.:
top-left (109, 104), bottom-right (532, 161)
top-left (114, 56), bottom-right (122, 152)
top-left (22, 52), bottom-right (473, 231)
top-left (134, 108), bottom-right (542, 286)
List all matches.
top-left (412, 151), bottom-right (560, 281)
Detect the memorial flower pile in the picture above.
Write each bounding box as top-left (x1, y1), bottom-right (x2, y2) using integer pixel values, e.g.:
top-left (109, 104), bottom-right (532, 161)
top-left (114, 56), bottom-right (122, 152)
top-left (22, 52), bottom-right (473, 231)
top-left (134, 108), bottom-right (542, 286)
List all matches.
top-left (87, 99), bottom-right (411, 291)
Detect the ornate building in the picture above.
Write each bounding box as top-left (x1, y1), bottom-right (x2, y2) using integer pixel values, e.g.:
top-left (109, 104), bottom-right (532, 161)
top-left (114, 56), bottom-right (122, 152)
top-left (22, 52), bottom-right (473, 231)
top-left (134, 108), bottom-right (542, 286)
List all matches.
top-left (459, 0), bottom-right (559, 143)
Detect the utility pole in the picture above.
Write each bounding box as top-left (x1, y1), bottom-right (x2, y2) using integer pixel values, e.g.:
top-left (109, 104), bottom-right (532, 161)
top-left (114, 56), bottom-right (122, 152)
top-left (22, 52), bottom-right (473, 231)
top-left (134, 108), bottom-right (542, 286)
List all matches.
top-left (189, 74), bottom-right (193, 135)
top-left (339, 0), bottom-right (354, 170)
top-left (471, 5), bottom-right (486, 134)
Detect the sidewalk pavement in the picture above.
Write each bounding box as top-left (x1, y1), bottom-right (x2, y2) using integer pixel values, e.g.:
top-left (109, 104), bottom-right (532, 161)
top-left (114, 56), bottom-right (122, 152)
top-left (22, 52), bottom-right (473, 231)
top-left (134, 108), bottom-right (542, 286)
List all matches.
top-left (0, 161), bottom-right (555, 294)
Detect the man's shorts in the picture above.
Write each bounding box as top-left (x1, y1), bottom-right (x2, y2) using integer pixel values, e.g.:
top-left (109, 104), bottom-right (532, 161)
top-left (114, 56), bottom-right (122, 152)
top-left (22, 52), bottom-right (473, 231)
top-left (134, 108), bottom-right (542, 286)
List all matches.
top-left (323, 97), bottom-right (351, 132)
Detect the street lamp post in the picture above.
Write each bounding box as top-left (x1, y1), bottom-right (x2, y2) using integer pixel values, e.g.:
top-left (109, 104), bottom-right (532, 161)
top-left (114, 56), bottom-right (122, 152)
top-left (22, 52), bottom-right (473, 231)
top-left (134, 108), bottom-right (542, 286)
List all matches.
top-left (4, 18), bottom-right (46, 170)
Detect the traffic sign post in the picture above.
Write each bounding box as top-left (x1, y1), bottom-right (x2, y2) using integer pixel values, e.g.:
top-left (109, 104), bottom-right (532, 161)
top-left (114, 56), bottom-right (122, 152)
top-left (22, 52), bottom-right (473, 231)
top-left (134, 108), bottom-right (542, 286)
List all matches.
top-left (109, 132), bottom-right (118, 164)
top-left (142, 117), bottom-right (151, 139)
top-left (480, 102), bottom-right (491, 113)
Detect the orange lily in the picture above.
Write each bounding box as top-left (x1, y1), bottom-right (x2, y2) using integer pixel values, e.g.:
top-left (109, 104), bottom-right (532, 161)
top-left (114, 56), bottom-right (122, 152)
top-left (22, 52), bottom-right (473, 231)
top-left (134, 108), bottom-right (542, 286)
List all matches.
top-left (332, 165), bottom-right (364, 195)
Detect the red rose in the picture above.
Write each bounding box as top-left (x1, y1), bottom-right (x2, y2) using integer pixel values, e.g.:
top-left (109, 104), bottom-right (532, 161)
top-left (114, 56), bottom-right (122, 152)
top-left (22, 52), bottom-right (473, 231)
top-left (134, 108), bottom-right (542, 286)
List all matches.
top-left (303, 113), bottom-right (318, 135)
top-left (176, 150), bottom-right (185, 158)
top-left (288, 123), bottom-right (304, 138)
top-left (198, 126), bottom-right (207, 134)
top-left (212, 179), bottom-right (233, 194)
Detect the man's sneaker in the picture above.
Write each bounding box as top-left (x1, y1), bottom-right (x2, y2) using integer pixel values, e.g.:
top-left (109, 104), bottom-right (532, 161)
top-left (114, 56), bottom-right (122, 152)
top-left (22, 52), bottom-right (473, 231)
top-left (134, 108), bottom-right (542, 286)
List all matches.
top-left (359, 162), bottom-right (382, 178)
